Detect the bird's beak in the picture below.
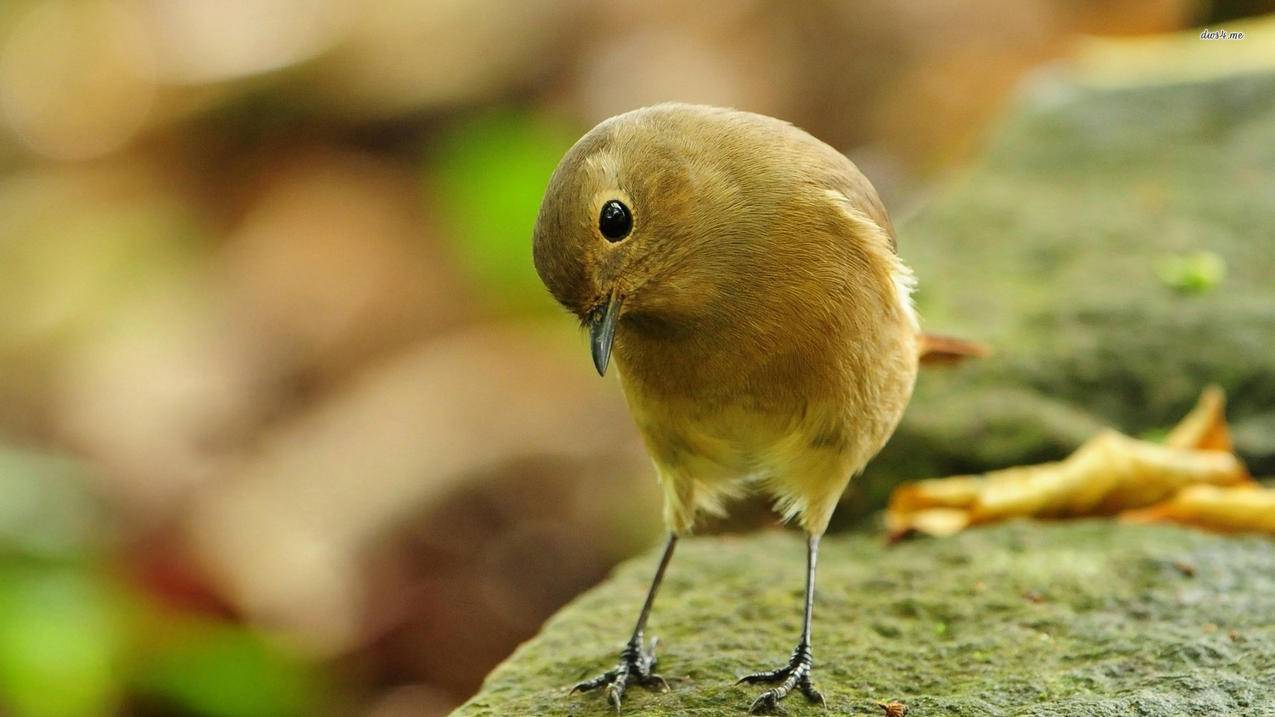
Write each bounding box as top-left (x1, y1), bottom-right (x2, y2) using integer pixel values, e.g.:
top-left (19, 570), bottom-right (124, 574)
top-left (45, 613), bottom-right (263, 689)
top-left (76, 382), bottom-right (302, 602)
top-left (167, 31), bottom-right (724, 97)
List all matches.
top-left (589, 291), bottom-right (623, 377)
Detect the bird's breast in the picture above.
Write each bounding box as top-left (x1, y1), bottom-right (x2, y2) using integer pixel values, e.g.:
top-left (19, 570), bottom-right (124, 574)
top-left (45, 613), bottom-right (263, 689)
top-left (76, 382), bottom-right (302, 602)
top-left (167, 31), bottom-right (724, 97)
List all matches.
top-left (614, 296), bottom-right (919, 489)
top-left (625, 390), bottom-right (805, 480)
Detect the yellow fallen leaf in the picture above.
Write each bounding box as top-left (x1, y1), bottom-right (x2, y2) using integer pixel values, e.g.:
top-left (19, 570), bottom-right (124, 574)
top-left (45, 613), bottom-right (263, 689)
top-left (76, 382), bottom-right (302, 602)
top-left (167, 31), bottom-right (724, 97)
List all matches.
top-left (886, 475), bottom-right (983, 514)
top-left (886, 387), bottom-right (1251, 539)
top-left (1123, 483), bottom-right (1275, 533)
top-left (1164, 384), bottom-right (1232, 451)
top-left (885, 506), bottom-right (970, 539)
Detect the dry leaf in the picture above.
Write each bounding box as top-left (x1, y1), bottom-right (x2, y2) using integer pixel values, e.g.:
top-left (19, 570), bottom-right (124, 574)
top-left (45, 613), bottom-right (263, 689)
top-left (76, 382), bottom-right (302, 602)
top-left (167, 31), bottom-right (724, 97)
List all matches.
top-left (1164, 385), bottom-right (1232, 452)
top-left (876, 700), bottom-right (909, 717)
top-left (886, 387), bottom-right (1251, 539)
top-left (917, 333), bottom-right (991, 366)
top-left (1123, 483), bottom-right (1275, 533)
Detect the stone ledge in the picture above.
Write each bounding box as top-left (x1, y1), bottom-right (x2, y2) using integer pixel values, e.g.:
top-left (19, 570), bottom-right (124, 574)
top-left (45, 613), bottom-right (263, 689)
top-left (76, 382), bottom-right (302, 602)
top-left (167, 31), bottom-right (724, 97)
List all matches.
top-left (454, 521), bottom-right (1275, 716)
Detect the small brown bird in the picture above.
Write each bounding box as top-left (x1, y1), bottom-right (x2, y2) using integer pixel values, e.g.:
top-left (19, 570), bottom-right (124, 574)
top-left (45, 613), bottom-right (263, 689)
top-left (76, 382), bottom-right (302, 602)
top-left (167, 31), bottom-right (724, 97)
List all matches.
top-left (533, 103), bottom-right (959, 713)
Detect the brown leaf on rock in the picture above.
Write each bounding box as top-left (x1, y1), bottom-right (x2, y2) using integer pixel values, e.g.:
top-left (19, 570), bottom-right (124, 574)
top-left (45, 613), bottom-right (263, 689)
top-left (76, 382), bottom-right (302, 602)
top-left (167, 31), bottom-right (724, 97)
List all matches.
top-left (1163, 385), bottom-right (1232, 452)
top-left (1122, 484), bottom-right (1275, 534)
top-left (877, 700), bottom-right (909, 717)
top-left (886, 387), bottom-right (1252, 539)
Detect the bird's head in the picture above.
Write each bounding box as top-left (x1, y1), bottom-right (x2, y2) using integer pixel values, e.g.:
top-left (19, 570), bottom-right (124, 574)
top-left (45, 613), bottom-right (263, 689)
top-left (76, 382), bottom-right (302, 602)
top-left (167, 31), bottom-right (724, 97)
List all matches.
top-left (532, 106), bottom-right (739, 376)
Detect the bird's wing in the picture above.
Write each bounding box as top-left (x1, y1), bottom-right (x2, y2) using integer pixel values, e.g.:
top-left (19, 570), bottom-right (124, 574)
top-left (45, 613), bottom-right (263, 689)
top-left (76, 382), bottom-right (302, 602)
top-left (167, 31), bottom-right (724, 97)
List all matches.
top-left (832, 157), bottom-right (897, 253)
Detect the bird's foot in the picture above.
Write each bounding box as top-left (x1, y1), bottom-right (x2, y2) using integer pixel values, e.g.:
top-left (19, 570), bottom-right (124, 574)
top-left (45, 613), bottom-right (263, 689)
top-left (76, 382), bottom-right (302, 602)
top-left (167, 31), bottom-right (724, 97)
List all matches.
top-left (736, 641), bottom-right (823, 714)
top-left (570, 633), bottom-right (669, 713)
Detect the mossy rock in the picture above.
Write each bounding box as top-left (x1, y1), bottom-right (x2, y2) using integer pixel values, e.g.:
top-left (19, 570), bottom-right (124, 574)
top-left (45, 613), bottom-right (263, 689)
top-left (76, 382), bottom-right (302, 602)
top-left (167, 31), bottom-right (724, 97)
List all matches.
top-left (454, 522), bottom-right (1275, 716)
top-left (843, 65), bottom-right (1275, 524)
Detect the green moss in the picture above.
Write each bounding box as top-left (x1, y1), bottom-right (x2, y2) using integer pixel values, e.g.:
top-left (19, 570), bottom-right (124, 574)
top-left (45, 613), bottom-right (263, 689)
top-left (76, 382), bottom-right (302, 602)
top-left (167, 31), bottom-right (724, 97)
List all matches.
top-left (454, 522), bottom-right (1275, 715)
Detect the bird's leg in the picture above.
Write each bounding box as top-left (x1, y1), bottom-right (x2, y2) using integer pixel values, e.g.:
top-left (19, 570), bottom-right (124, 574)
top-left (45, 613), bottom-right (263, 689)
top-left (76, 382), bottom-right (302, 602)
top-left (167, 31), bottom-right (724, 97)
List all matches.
top-left (738, 533), bottom-right (824, 714)
top-left (571, 533), bottom-right (678, 712)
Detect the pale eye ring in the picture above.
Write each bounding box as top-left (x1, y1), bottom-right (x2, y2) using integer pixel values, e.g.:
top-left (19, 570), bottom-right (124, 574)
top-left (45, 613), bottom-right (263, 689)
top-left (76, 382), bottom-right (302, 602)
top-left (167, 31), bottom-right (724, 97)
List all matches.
top-left (598, 199), bottom-right (632, 241)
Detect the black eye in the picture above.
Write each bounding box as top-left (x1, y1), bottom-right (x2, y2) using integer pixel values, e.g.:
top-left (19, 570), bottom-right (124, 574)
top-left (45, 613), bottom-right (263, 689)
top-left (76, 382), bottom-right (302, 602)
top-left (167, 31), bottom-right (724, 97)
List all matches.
top-left (598, 199), bottom-right (632, 241)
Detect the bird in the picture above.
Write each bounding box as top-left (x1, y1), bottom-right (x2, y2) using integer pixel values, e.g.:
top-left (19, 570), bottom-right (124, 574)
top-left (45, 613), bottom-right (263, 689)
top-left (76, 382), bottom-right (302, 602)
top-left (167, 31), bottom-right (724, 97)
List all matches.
top-left (532, 103), bottom-right (970, 713)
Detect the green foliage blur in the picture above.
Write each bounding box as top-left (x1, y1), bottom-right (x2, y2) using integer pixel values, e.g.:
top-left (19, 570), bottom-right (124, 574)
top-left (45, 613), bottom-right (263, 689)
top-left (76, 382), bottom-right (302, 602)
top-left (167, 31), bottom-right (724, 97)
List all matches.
top-left (0, 449), bottom-right (316, 717)
top-left (431, 110), bottom-right (579, 314)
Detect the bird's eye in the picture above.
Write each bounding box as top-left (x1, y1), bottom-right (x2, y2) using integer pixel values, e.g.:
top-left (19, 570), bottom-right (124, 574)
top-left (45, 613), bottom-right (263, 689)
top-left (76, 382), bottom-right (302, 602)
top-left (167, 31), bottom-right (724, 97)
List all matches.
top-left (598, 199), bottom-right (632, 242)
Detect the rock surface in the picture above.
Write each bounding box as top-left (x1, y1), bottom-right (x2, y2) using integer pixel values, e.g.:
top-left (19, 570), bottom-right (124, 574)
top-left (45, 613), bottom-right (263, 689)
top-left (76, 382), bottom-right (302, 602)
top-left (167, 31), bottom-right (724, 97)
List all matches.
top-left (845, 62), bottom-right (1275, 523)
top-left (454, 522), bottom-right (1275, 715)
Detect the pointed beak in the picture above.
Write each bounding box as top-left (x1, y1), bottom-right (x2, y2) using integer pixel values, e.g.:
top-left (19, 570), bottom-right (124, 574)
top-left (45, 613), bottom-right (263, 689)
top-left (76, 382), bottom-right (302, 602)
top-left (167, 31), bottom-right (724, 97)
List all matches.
top-left (589, 292), bottom-right (623, 377)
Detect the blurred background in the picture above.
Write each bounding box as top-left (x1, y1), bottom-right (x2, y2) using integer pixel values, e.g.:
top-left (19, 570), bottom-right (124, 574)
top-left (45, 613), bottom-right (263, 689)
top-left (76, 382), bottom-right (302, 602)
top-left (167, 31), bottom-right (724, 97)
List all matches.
top-left (0, 1), bottom-right (1272, 715)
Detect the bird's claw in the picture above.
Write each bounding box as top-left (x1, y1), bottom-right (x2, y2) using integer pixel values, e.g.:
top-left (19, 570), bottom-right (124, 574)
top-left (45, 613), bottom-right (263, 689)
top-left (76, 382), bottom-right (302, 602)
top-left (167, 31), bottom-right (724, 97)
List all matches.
top-left (570, 634), bottom-right (668, 712)
top-left (738, 642), bottom-right (823, 714)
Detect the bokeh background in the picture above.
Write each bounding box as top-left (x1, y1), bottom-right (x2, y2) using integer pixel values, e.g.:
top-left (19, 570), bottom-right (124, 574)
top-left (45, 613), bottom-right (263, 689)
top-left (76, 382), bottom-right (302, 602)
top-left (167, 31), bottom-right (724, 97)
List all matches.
top-left (0, 1), bottom-right (1272, 716)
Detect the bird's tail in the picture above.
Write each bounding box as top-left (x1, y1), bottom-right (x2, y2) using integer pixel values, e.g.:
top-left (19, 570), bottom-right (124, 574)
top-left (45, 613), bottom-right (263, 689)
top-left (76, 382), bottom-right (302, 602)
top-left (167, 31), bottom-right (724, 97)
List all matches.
top-left (917, 333), bottom-right (991, 366)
